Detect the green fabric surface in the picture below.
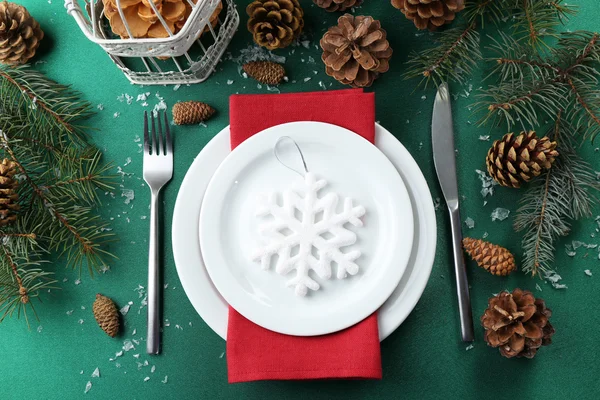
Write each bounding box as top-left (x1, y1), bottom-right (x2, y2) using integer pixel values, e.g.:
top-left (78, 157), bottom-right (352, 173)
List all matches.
top-left (2, 1), bottom-right (600, 399)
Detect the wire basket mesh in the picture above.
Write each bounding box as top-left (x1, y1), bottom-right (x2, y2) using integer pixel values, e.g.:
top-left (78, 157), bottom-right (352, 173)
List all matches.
top-left (65, 0), bottom-right (239, 85)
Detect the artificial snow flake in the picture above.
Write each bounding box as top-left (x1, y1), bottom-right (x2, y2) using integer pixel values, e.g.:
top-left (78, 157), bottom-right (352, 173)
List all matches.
top-left (91, 368), bottom-right (100, 378)
top-left (84, 381), bottom-right (92, 394)
top-left (491, 208), bottom-right (510, 221)
top-left (585, 269), bottom-right (593, 277)
top-left (464, 217), bottom-right (475, 229)
top-left (252, 172), bottom-right (365, 296)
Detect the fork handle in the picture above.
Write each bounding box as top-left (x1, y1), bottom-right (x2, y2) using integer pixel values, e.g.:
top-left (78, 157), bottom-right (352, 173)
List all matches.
top-left (147, 190), bottom-right (161, 354)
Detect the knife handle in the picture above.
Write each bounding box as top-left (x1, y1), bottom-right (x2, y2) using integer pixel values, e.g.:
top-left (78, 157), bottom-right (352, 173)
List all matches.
top-left (448, 203), bottom-right (475, 342)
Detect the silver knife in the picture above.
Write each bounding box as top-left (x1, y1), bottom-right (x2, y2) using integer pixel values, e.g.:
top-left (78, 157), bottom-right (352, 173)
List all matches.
top-left (432, 83), bottom-right (475, 342)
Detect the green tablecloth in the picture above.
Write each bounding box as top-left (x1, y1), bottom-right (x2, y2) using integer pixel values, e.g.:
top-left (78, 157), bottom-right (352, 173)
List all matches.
top-left (3, 1), bottom-right (599, 399)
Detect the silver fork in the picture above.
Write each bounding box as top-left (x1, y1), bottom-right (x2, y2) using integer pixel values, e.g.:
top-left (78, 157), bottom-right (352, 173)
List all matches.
top-left (143, 111), bottom-right (173, 355)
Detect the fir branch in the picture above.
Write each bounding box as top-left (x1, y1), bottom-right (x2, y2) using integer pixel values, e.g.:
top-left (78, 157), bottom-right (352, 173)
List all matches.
top-left (512, 0), bottom-right (576, 51)
top-left (464, 0), bottom-right (512, 27)
top-left (403, 23), bottom-right (481, 88)
top-left (514, 117), bottom-right (599, 276)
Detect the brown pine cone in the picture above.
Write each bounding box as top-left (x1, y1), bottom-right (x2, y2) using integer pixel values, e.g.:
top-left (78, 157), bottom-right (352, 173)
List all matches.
top-left (243, 61), bottom-right (286, 85)
top-left (391, 0), bottom-right (465, 31)
top-left (172, 101), bottom-right (215, 125)
top-left (0, 2), bottom-right (44, 65)
top-left (320, 14), bottom-right (392, 88)
top-left (247, 0), bottom-right (304, 50)
top-left (463, 238), bottom-right (516, 276)
top-left (313, 0), bottom-right (363, 12)
top-left (486, 131), bottom-right (559, 188)
top-left (0, 158), bottom-right (20, 227)
top-left (93, 294), bottom-right (120, 338)
top-left (482, 289), bottom-right (555, 359)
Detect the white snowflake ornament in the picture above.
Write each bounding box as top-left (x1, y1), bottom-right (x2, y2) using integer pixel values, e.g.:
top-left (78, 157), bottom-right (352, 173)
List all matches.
top-left (252, 172), bottom-right (366, 296)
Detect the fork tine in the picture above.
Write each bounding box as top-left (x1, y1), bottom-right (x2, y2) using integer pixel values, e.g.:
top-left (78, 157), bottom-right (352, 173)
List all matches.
top-left (151, 112), bottom-right (157, 155)
top-left (143, 111), bottom-right (150, 154)
top-left (164, 111), bottom-right (172, 154)
top-left (157, 111), bottom-right (164, 156)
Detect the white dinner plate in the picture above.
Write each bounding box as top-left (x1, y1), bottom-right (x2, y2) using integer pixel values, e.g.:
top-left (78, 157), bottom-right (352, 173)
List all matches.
top-left (199, 122), bottom-right (414, 336)
top-left (172, 123), bottom-right (437, 341)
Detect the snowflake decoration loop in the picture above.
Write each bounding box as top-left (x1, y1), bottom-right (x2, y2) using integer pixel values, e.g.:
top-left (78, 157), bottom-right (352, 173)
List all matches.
top-left (252, 172), bottom-right (366, 297)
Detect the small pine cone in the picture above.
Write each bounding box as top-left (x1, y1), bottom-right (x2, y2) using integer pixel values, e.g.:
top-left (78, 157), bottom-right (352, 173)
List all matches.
top-left (313, 0), bottom-right (363, 12)
top-left (0, 158), bottom-right (20, 227)
top-left (93, 294), bottom-right (120, 338)
top-left (0, 2), bottom-right (44, 65)
top-left (242, 61), bottom-right (286, 85)
top-left (463, 238), bottom-right (516, 276)
top-left (482, 288), bottom-right (555, 359)
top-left (247, 0), bottom-right (304, 50)
top-left (391, 0), bottom-right (465, 31)
top-left (320, 14), bottom-right (392, 88)
top-left (172, 101), bottom-right (215, 125)
top-left (486, 131), bottom-right (559, 188)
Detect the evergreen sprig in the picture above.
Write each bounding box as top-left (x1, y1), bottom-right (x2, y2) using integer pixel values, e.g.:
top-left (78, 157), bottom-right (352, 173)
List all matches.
top-left (514, 117), bottom-right (599, 276)
top-left (403, 23), bottom-right (481, 88)
top-left (0, 65), bottom-right (116, 325)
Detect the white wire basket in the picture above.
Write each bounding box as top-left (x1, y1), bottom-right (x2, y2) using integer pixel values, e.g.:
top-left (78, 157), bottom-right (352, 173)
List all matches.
top-left (65, 0), bottom-right (239, 85)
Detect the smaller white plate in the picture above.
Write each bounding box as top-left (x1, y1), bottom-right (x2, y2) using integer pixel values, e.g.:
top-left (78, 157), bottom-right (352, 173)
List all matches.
top-left (199, 122), bottom-right (414, 336)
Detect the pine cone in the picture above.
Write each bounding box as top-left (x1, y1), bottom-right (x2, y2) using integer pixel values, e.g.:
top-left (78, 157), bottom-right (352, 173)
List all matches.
top-left (463, 238), bottom-right (515, 276)
top-left (243, 61), bottom-right (286, 85)
top-left (93, 294), bottom-right (120, 338)
top-left (486, 131), bottom-right (559, 188)
top-left (172, 101), bottom-right (215, 125)
top-left (391, 0), bottom-right (465, 31)
top-left (313, 0), bottom-right (363, 12)
top-left (103, 0), bottom-right (221, 39)
top-left (247, 0), bottom-right (304, 50)
top-left (0, 2), bottom-right (44, 65)
top-left (320, 14), bottom-right (392, 88)
top-left (0, 158), bottom-right (19, 227)
top-left (482, 289), bottom-right (555, 359)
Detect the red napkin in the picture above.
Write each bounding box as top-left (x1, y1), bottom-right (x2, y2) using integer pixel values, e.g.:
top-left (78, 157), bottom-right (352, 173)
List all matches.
top-left (227, 89), bottom-right (382, 383)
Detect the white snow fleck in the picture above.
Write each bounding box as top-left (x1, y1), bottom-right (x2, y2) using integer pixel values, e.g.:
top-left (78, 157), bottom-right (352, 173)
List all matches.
top-left (219, 352), bottom-right (225, 358)
top-left (97, 103), bottom-right (104, 111)
top-left (66, 310), bottom-right (74, 316)
top-left (152, 100), bottom-right (167, 117)
top-left (173, 84), bottom-right (181, 91)
top-left (121, 189), bottom-right (135, 205)
top-left (124, 157), bottom-right (132, 166)
top-left (421, 95), bottom-right (427, 101)
top-left (113, 112), bottom-right (120, 118)
top-left (123, 340), bottom-right (135, 352)
top-left (78, 319), bottom-right (84, 325)
top-left (115, 350), bottom-right (124, 358)
top-left (136, 92), bottom-right (150, 102)
top-left (535, 283), bottom-right (543, 292)
top-left (491, 208), bottom-right (510, 222)
top-left (133, 354), bottom-right (140, 359)
top-left (227, 79), bottom-right (234, 85)
top-left (479, 135), bottom-right (490, 141)
top-left (545, 270), bottom-right (567, 289)
top-left (80, 370), bottom-right (84, 375)
top-left (162, 375), bottom-right (168, 384)
top-left (74, 279), bottom-right (81, 285)
top-left (585, 269), bottom-right (593, 276)
top-left (476, 170), bottom-right (497, 198)
top-left (37, 326), bottom-right (43, 333)
top-left (120, 301), bottom-right (133, 315)
top-left (151, 365), bottom-right (156, 373)
top-left (164, 319), bottom-right (170, 327)
top-left (132, 329), bottom-right (137, 335)
top-left (84, 381), bottom-right (92, 394)
top-left (91, 368), bottom-right (100, 378)
top-left (303, 77), bottom-right (311, 82)
top-left (300, 40), bottom-right (310, 49)
top-left (464, 217), bottom-right (475, 229)
top-left (465, 344), bottom-right (474, 351)
top-left (144, 377), bottom-right (150, 382)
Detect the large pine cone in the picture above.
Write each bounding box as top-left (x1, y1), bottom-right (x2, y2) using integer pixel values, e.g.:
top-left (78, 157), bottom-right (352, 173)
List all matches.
top-left (391, 0), bottom-right (465, 31)
top-left (313, 0), bottom-right (363, 12)
top-left (486, 131), bottom-right (558, 188)
top-left (320, 14), bottom-right (392, 88)
top-left (0, 158), bottom-right (20, 227)
top-left (93, 294), bottom-right (120, 337)
top-left (247, 0), bottom-right (304, 50)
top-left (243, 61), bottom-right (286, 85)
top-left (463, 238), bottom-right (516, 276)
top-left (0, 2), bottom-right (44, 65)
top-left (482, 289), bottom-right (555, 359)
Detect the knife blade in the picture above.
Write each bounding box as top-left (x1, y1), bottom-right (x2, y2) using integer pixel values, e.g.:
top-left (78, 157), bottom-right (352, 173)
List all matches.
top-left (432, 83), bottom-right (475, 342)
